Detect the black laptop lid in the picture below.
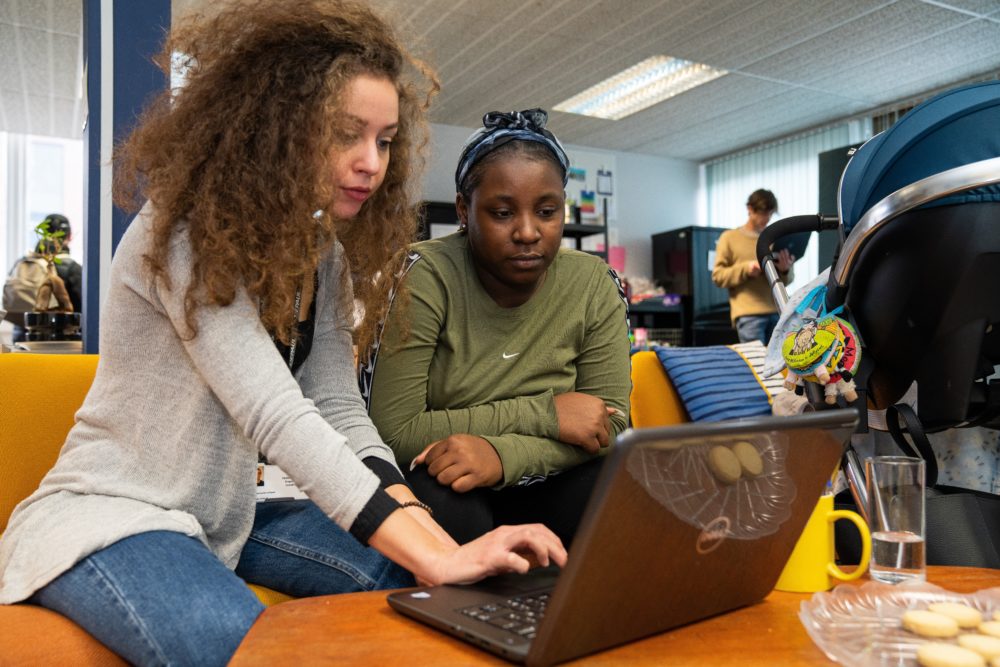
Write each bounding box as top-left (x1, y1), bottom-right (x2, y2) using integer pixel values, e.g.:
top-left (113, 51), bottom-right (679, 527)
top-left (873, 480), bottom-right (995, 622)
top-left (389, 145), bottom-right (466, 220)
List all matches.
top-left (388, 410), bottom-right (858, 666)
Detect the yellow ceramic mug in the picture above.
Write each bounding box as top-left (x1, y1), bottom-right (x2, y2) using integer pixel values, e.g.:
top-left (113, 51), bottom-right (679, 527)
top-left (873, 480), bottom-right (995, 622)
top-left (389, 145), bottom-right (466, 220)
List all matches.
top-left (775, 494), bottom-right (871, 593)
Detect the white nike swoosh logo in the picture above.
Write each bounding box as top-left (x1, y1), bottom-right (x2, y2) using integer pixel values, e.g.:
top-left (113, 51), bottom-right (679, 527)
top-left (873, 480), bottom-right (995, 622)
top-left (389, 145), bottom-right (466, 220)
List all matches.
top-left (502, 352), bottom-right (520, 359)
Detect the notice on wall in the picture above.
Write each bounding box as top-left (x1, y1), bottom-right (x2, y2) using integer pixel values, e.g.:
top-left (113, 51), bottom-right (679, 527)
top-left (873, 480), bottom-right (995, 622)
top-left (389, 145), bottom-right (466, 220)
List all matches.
top-left (564, 149), bottom-right (617, 222)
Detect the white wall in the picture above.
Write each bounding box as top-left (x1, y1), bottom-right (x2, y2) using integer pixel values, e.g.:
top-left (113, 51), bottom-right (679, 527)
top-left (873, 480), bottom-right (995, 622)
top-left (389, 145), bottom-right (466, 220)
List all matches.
top-left (423, 123), bottom-right (474, 202)
top-left (422, 123), bottom-right (700, 280)
top-left (614, 150), bottom-right (699, 280)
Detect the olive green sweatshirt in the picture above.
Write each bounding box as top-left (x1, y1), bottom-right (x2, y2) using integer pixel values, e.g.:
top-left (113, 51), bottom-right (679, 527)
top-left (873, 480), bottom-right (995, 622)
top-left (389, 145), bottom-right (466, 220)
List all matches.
top-left (363, 233), bottom-right (631, 487)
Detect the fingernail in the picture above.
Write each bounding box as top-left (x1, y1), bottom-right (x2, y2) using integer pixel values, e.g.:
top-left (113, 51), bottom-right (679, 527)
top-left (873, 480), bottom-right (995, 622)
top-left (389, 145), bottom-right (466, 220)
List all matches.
top-left (409, 458), bottom-right (418, 471)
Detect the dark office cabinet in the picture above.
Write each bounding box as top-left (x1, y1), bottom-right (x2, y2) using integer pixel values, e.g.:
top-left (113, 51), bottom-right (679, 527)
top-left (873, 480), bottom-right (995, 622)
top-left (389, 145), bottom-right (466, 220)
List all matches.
top-left (417, 201), bottom-right (459, 240)
top-left (651, 226), bottom-right (735, 346)
top-left (818, 144), bottom-right (862, 270)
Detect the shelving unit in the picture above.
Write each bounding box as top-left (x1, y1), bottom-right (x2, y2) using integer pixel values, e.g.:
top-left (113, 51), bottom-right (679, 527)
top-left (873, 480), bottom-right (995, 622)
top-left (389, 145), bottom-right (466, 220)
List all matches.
top-left (563, 223), bottom-right (608, 261)
top-left (629, 297), bottom-right (685, 347)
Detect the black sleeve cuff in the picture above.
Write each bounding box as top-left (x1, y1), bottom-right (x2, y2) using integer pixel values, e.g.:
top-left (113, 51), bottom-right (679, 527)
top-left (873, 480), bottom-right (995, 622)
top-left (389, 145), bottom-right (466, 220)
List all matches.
top-left (363, 456), bottom-right (407, 488)
top-left (348, 487), bottom-right (400, 545)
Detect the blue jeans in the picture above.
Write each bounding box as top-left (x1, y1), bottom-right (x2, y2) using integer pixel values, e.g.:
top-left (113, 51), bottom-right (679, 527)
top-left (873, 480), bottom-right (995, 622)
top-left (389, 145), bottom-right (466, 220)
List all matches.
top-left (237, 500), bottom-right (413, 596)
top-left (30, 501), bottom-right (413, 666)
top-left (736, 313), bottom-right (780, 345)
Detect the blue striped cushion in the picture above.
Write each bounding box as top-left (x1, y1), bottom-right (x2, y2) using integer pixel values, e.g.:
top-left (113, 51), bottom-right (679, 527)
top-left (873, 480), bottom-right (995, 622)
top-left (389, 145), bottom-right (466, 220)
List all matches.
top-left (653, 345), bottom-right (772, 422)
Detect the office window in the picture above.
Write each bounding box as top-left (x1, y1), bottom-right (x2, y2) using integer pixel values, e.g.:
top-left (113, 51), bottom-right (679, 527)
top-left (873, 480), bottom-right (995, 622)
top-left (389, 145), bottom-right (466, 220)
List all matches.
top-left (0, 132), bottom-right (7, 270)
top-left (703, 120), bottom-right (871, 295)
top-left (2, 133), bottom-right (84, 275)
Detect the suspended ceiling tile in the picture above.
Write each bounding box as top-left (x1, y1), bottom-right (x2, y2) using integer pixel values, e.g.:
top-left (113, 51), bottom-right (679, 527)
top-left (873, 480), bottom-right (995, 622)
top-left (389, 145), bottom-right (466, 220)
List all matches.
top-left (18, 27), bottom-right (53, 97)
top-left (49, 0), bottom-right (80, 36)
top-left (553, 0), bottom-right (724, 53)
top-left (928, 0), bottom-right (1000, 15)
top-left (557, 75), bottom-right (792, 151)
top-left (877, 55), bottom-right (1000, 101)
top-left (0, 24), bottom-right (23, 90)
top-left (694, 0), bottom-right (883, 70)
top-left (812, 18), bottom-right (1000, 100)
top-left (14, 0), bottom-right (50, 30)
top-left (642, 88), bottom-right (869, 160)
top-left (434, 29), bottom-right (581, 122)
top-left (742, 1), bottom-right (970, 86)
top-left (8, 0), bottom-right (1000, 153)
top-left (50, 33), bottom-right (80, 98)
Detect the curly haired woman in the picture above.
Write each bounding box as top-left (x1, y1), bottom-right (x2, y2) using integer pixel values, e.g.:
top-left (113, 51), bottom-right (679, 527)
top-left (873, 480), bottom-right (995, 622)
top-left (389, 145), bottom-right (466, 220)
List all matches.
top-left (0, 2), bottom-right (565, 664)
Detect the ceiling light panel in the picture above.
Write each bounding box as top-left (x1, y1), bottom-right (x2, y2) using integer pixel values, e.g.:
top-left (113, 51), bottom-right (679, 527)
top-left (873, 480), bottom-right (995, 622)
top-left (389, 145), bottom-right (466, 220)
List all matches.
top-left (554, 55), bottom-right (728, 120)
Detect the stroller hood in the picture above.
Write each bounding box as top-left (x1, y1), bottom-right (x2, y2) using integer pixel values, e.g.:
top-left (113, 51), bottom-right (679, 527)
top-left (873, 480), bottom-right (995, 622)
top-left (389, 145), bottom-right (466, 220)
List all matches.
top-left (839, 80), bottom-right (1000, 236)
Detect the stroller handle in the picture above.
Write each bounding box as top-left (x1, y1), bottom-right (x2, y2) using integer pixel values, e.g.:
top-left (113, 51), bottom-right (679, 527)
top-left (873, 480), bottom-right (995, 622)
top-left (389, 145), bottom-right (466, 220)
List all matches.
top-left (755, 214), bottom-right (839, 308)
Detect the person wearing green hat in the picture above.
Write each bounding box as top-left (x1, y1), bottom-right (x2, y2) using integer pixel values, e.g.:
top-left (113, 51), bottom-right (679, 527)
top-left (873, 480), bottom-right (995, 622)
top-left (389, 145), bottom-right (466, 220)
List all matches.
top-left (3, 213), bottom-right (82, 341)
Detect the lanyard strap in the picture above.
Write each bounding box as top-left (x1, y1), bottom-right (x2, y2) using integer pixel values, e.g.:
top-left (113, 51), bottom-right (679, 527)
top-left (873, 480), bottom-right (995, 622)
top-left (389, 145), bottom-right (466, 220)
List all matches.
top-left (286, 287), bottom-right (302, 371)
top-left (263, 285), bottom-right (302, 371)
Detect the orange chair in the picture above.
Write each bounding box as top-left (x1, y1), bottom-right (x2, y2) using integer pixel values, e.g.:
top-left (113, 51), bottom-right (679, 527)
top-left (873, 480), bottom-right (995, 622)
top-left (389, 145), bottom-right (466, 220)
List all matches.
top-left (629, 350), bottom-right (689, 428)
top-left (0, 353), bottom-right (291, 664)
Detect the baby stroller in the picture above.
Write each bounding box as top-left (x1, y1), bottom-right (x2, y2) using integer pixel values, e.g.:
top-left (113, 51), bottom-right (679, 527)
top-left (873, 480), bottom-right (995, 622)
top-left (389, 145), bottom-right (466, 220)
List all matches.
top-left (756, 80), bottom-right (1000, 567)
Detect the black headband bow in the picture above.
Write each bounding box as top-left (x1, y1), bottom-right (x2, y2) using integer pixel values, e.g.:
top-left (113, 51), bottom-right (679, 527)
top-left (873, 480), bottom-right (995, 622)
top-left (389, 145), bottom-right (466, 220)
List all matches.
top-left (482, 109), bottom-right (549, 132)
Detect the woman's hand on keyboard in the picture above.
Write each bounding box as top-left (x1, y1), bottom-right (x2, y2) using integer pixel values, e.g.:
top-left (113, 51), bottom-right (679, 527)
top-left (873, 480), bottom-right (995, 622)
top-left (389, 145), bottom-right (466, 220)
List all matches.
top-left (432, 523), bottom-right (567, 585)
top-left (369, 510), bottom-right (566, 587)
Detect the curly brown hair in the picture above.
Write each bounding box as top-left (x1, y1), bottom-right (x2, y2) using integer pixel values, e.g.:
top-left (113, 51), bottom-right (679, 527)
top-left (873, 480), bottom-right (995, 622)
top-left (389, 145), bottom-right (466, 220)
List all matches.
top-left (114, 0), bottom-right (438, 351)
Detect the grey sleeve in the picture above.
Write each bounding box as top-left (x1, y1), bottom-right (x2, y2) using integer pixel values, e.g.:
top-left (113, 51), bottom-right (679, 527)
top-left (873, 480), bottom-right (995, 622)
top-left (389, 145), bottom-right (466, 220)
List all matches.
top-left (296, 247), bottom-right (404, 475)
top-left (153, 235), bottom-right (384, 533)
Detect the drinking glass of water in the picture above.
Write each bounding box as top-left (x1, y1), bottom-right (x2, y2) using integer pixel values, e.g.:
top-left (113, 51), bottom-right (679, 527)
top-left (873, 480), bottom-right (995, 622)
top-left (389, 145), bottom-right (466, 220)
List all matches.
top-left (865, 456), bottom-right (926, 584)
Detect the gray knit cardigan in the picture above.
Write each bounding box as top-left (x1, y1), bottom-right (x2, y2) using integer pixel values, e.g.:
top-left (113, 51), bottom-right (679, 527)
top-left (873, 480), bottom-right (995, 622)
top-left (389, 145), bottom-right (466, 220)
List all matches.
top-left (0, 205), bottom-right (399, 603)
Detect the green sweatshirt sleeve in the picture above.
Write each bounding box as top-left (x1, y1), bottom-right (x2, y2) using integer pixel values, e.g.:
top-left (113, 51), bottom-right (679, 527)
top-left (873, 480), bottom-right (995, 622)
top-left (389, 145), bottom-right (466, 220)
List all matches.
top-left (487, 265), bottom-right (631, 486)
top-left (483, 433), bottom-right (612, 486)
top-left (367, 259), bottom-right (558, 466)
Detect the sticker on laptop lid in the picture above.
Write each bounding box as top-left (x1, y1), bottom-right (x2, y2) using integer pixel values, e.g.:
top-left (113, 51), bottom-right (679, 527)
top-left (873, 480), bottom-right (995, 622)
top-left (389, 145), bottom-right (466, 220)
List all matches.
top-left (625, 433), bottom-right (794, 541)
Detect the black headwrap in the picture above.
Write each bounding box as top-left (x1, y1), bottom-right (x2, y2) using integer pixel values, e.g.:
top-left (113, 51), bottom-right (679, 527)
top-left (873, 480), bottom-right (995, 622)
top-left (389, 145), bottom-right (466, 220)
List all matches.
top-left (455, 109), bottom-right (570, 192)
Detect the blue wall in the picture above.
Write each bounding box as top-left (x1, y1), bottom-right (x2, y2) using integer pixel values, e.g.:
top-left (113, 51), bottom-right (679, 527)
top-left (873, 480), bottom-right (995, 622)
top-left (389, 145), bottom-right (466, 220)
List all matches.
top-left (82, 0), bottom-right (170, 353)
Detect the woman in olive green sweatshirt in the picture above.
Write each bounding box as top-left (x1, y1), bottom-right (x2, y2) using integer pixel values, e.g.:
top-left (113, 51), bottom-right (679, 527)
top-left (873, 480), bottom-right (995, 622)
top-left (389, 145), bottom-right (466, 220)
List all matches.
top-left (363, 110), bottom-right (631, 545)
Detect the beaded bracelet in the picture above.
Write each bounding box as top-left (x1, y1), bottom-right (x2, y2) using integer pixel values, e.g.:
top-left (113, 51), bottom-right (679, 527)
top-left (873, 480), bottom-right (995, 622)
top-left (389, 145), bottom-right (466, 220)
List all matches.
top-left (400, 500), bottom-right (433, 516)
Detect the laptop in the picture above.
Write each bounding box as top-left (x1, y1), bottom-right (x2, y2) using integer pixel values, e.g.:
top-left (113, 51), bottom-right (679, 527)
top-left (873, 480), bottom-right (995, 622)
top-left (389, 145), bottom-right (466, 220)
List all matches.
top-left (387, 409), bottom-right (858, 665)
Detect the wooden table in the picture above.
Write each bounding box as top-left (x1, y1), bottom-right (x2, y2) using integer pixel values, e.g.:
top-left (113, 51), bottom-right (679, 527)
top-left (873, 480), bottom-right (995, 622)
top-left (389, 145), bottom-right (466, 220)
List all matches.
top-left (229, 566), bottom-right (1000, 666)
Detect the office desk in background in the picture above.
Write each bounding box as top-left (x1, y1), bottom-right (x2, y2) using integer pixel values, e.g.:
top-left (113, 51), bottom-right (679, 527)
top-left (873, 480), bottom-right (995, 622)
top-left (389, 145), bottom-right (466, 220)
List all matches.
top-left (229, 566), bottom-right (1000, 666)
top-left (629, 297), bottom-right (685, 347)
top-left (2, 340), bottom-right (83, 353)
top-left (629, 296), bottom-right (737, 347)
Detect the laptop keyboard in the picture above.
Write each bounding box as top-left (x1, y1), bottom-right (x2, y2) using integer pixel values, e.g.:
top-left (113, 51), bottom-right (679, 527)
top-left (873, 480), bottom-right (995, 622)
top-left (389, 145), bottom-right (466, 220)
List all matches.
top-left (458, 592), bottom-right (550, 640)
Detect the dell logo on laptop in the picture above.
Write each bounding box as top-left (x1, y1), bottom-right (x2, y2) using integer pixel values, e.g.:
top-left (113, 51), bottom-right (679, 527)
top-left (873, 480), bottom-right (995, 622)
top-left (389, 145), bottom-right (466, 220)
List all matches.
top-left (696, 516), bottom-right (731, 554)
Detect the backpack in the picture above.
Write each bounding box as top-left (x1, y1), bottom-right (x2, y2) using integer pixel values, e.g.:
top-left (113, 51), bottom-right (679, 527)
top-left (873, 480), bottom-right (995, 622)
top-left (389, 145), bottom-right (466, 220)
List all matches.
top-left (3, 256), bottom-right (55, 324)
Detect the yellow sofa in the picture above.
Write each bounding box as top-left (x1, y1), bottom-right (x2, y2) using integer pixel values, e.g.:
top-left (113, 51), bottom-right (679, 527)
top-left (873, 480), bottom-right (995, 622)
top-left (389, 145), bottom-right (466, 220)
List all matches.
top-left (0, 353), bottom-right (291, 664)
top-left (0, 349), bottom-right (684, 662)
top-left (629, 349), bottom-right (688, 428)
